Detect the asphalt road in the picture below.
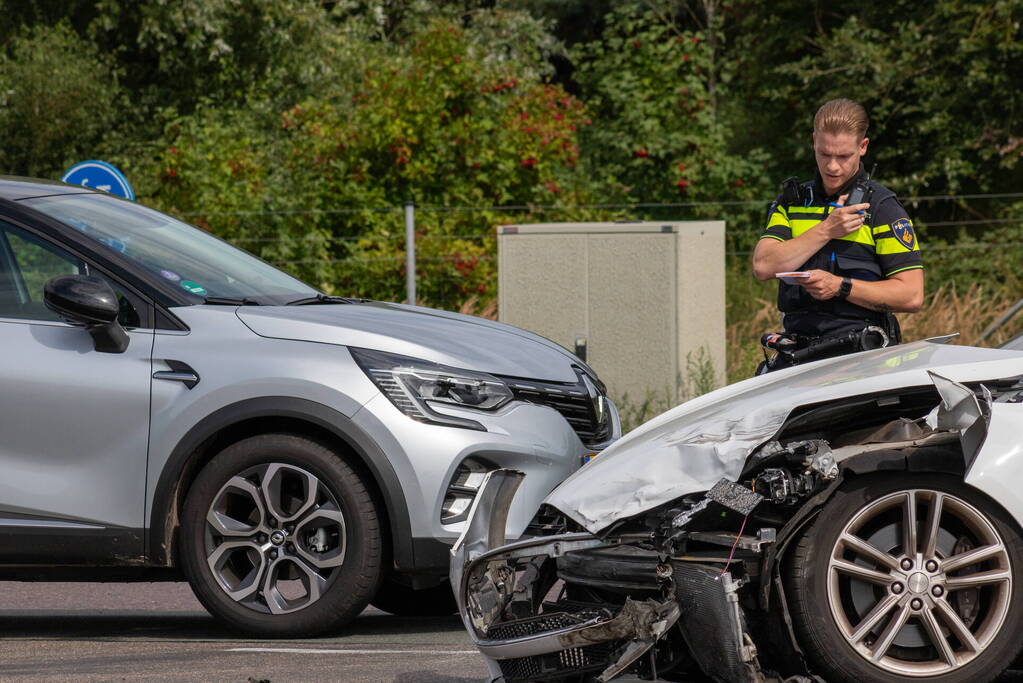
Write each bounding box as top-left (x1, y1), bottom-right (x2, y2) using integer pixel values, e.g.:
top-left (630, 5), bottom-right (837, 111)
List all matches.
top-left (0, 582), bottom-right (487, 682)
top-left (0, 582), bottom-right (1021, 682)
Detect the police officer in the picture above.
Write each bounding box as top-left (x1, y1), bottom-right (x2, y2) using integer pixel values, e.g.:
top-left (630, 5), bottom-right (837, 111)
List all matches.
top-left (752, 98), bottom-right (924, 370)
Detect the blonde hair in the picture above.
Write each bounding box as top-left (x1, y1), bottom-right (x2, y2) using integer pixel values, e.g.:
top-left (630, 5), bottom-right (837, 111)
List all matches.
top-left (813, 98), bottom-right (868, 139)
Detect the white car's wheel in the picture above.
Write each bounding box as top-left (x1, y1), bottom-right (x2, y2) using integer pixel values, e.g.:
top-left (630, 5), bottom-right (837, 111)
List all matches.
top-left (789, 474), bottom-right (1023, 683)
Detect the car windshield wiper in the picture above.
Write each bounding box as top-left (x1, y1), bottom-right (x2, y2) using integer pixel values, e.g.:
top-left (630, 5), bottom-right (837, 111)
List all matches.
top-left (285, 294), bottom-right (365, 305)
top-left (203, 296), bottom-right (262, 306)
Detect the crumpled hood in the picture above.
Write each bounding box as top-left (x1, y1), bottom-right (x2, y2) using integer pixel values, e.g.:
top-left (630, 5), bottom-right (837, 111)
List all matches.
top-left (235, 301), bottom-right (583, 382)
top-left (544, 340), bottom-right (1023, 534)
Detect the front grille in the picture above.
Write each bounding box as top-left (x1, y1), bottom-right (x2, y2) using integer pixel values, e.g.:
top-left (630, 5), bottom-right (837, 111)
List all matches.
top-left (489, 608), bottom-right (619, 682)
top-left (505, 375), bottom-right (612, 447)
top-left (486, 608), bottom-right (610, 640)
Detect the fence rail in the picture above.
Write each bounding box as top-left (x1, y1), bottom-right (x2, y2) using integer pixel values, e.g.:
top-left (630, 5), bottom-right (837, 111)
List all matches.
top-left (173, 195), bottom-right (1023, 304)
top-left (176, 191), bottom-right (1023, 218)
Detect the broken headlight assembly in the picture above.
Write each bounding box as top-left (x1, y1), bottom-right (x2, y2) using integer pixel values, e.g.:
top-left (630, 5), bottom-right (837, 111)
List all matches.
top-left (351, 347), bottom-right (513, 430)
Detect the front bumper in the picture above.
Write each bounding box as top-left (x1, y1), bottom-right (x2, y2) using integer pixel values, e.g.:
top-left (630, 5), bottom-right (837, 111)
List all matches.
top-left (354, 393), bottom-right (621, 569)
top-left (451, 471), bottom-right (771, 683)
top-left (451, 471), bottom-right (685, 682)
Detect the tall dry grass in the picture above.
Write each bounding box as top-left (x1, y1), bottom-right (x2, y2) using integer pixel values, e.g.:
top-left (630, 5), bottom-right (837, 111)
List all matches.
top-left (727, 285), bottom-right (1023, 381)
top-left (457, 295), bottom-right (497, 319)
top-left (896, 284), bottom-right (1021, 347)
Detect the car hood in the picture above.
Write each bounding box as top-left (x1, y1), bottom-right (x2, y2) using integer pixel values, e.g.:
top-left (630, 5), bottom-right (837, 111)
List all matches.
top-left (544, 340), bottom-right (1023, 534)
top-left (235, 301), bottom-right (584, 382)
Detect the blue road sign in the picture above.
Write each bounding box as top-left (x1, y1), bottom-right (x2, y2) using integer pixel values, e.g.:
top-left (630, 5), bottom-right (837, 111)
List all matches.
top-left (61, 160), bottom-right (135, 200)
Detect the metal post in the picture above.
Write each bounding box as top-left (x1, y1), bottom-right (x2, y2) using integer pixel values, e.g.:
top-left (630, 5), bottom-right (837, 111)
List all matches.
top-left (404, 200), bottom-right (416, 305)
top-left (978, 296), bottom-right (1023, 344)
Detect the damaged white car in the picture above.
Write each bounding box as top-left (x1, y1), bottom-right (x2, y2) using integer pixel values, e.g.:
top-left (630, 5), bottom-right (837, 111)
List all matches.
top-left (451, 339), bottom-right (1023, 683)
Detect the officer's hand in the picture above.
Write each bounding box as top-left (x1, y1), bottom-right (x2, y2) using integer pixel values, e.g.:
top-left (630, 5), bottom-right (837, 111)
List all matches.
top-left (822, 194), bottom-right (870, 238)
top-left (799, 270), bottom-right (842, 300)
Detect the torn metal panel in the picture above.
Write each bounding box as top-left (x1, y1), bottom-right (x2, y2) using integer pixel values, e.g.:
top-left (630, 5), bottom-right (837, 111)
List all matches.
top-left (450, 469), bottom-right (524, 619)
top-left (829, 431), bottom-right (959, 462)
top-left (475, 596), bottom-right (680, 661)
top-left (927, 371), bottom-right (991, 468)
top-left (458, 532), bottom-right (631, 637)
top-left (545, 341), bottom-right (1023, 534)
top-left (595, 599), bottom-right (682, 682)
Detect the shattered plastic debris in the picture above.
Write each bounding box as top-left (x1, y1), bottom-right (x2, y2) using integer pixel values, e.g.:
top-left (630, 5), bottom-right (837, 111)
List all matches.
top-left (707, 479), bottom-right (763, 515)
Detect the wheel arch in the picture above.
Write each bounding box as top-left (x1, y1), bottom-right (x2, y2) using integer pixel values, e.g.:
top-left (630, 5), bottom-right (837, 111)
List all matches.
top-left (763, 445), bottom-right (1022, 669)
top-left (775, 468), bottom-right (1023, 681)
top-left (761, 446), bottom-right (970, 651)
top-left (148, 397), bottom-right (414, 571)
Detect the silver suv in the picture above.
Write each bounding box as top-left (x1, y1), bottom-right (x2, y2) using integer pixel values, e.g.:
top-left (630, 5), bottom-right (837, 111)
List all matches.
top-left (0, 177), bottom-right (619, 637)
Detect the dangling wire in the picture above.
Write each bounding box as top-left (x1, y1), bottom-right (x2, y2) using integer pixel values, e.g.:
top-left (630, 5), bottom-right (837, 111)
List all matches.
top-left (718, 513), bottom-right (750, 578)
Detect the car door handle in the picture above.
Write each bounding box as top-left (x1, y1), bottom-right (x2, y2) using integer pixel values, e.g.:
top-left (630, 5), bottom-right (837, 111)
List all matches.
top-left (153, 360), bottom-right (200, 389)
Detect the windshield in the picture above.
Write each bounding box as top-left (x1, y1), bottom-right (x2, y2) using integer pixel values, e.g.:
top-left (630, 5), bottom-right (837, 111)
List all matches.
top-left (22, 193), bottom-right (319, 304)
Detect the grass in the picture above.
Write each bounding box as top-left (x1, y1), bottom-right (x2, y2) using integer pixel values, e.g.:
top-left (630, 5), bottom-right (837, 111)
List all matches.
top-left (726, 283), bottom-right (1023, 380)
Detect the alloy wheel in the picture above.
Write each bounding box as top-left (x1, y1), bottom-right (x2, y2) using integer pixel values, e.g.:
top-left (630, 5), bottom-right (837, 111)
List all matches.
top-left (827, 489), bottom-right (1012, 676)
top-left (204, 462), bottom-right (347, 615)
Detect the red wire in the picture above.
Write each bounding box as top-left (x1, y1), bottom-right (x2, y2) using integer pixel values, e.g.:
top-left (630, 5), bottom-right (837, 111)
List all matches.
top-left (719, 514), bottom-right (749, 578)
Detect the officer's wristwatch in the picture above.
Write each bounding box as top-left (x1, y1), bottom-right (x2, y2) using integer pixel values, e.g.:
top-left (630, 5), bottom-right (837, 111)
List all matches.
top-left (837, 276), bottom-right (853, 300)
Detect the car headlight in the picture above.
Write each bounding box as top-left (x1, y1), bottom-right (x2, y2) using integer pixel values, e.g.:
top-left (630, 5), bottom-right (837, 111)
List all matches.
top-left (350, 348), bottom-right (513, 430)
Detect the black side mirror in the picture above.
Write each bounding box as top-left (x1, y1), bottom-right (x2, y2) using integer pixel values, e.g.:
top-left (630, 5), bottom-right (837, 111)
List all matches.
top-left (44, 274), bottom-right (130, 353)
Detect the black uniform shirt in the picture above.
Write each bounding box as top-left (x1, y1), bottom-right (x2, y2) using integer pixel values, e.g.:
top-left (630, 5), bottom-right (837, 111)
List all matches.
top-left (760, 167), bottom-right (923, 336)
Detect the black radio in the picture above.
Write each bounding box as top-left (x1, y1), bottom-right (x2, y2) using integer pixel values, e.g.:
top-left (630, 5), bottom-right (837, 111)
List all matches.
top-left (844, 163), bottom-right (877, 218)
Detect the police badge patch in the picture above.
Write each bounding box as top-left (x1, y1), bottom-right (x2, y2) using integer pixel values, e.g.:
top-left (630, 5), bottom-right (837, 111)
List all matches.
top-left (891, 218), bottom-right (916, 250)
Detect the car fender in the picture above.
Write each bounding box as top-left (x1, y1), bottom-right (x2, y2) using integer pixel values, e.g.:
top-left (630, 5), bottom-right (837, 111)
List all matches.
top-left (148, 396), bottom-right (413, 569)
top-left (965, 402), bottom-right (1023, 532)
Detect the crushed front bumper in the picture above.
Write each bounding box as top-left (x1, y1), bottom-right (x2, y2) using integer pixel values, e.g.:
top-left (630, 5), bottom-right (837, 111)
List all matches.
top-left (450, 470), bottom-right (767, 683)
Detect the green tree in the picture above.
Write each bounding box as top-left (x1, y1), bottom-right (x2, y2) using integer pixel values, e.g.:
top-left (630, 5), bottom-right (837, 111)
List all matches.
top-left (570, 3), bottom-right (771, 211)
top-left (87, 0), bottom-right (345, 113)
top-left (0, 22), bottom-right (125, 176)
top-left (144, 15), bottom-right (598, 305)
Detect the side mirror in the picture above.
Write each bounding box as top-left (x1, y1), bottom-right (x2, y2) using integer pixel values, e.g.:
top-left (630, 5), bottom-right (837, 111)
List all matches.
top-left (44, 274), bottom-right (130, 353)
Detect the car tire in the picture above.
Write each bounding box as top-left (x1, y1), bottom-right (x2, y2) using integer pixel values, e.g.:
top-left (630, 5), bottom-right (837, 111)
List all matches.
top-left (788, 473), bottom-right (1023, 683)
top-left (180, 433), bottom-right (382, 637)
top-left (370, 574), bottom-right (457, 616)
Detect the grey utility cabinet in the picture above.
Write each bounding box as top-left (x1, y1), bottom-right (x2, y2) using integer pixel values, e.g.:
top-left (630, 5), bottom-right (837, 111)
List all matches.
top-left (497, 221), bottom-right (726, 409)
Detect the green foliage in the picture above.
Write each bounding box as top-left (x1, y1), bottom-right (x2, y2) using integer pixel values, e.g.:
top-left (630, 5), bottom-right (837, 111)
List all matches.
top-left (614, 388), bottom-right (674, 434)
top-left (142, 16), bottom-right (595, 305)
top-left (87, 0), bottom-right (343, 113)
top-left (683, 346), bottom-right (718, 398)
top-left (0, 22), bottom-right (124, 177)
top-left (571, 4), bottom-right (771, 206)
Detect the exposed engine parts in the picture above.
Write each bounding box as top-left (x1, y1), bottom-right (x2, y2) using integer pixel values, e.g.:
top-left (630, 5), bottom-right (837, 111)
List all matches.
top-left (753, 468), bottom-right (815, 506)
top-left (745, 440), bottom-right (837, 506)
